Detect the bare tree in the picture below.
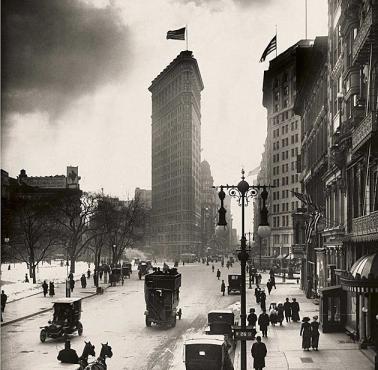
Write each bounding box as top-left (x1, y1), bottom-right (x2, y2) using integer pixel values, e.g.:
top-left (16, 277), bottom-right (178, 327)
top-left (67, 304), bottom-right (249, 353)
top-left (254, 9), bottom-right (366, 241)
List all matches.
top-left (53, 191), bottom-right (101, 273)
top-left (99, 195), bottom-right (146, 265)
top-left (8, 195), bottom-right (63, 283)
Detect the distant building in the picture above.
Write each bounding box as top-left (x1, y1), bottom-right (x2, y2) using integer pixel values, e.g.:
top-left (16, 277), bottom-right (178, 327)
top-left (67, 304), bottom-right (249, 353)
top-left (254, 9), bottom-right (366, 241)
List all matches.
top-left (17, 166), bottom-right (80, 189)
top-left (200, 160), bottom-right (217, 255)
top-left (149, 51), bottom-right (204, 257)
top-left (135, 188), bottom-right (152, 209)
top-left (262, 40), bottom-right (314, 258)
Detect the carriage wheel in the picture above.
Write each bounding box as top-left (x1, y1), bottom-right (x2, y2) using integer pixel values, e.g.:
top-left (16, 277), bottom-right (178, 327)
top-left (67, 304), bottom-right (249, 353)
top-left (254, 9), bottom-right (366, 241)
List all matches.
top-left (145, 316), bottom-right (151, 327)
top-left (77, 321), bottom-right (83, 336)
top-left (40, 329), bottom-right (47, 343)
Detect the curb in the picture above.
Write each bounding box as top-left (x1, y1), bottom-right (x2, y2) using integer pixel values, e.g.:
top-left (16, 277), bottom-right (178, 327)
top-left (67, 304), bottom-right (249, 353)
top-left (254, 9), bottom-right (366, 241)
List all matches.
top-left (1, 285), bottom-right (110, 327)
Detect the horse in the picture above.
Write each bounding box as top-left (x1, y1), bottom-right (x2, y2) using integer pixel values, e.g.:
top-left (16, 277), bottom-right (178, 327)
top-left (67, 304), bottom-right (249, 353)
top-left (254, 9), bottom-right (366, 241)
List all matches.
top-left (77, 341), bottom-right (95, 370)
top-left (84, 342), bottom-right (113, 370)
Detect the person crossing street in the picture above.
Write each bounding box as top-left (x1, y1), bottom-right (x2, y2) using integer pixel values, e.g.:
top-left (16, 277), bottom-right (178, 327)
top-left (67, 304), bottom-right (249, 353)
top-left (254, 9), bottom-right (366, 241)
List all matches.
top-left (216, 269), bottom-right (221, 280)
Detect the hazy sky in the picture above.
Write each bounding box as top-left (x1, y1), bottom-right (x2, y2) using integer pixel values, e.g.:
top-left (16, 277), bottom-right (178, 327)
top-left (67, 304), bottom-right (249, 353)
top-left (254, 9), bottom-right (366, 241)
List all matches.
top-left (1, 0), bottom-right (328, 234)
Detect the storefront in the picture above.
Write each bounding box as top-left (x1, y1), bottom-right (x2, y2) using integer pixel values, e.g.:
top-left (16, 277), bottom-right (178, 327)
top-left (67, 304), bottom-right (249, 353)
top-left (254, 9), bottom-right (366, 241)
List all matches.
top-left (340, 253), bottom-right (378, 348)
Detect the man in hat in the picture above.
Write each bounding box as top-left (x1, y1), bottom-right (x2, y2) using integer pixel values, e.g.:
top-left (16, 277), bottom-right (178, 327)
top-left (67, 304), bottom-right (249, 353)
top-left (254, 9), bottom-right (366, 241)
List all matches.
top-left (57, 340), bottom-right (79, 364)
top-left (251, 336), bottom-right (267, 370)
top-left (248, 308), bottom-right (258, 328)
top-left (283, 298), bottom-right (292, 323)
top-left (258, 310), bottom-right (270, 338)
top-left (311, 316), bottom-right (320, 350)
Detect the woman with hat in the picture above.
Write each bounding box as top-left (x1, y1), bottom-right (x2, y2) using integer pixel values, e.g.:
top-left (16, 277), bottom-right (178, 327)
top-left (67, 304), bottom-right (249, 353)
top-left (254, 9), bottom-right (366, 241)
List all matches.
top-left (300, 317), bottom-right (312, 351)
top-left (311, 316), bottom-right (320, 350)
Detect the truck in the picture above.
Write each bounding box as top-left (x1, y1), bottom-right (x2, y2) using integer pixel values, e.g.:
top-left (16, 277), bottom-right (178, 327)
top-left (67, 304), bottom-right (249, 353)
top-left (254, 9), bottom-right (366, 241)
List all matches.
top-left (144, 268), bottom-right (182, 328)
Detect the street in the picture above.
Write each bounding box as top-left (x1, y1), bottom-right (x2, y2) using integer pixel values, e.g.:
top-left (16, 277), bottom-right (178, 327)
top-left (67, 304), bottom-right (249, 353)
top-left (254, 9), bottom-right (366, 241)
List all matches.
top-left (1, 262), bottom-right (241, 370)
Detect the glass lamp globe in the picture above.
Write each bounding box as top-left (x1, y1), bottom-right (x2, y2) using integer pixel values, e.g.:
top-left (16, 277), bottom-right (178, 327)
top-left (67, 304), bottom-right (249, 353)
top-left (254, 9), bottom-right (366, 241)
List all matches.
top-left (257, 225), bottom-right (271, 238)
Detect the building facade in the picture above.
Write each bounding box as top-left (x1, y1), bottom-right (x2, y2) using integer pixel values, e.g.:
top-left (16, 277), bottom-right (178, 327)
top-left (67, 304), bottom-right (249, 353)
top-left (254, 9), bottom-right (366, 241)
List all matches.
top-left (262, 41), bottom-right (314, 258)
top-left (293, 36), bottom-right (329, 294)
top-left (200, 160), bottom-right (217, 255)
top-left (149, 51), bottom-right (204, 258)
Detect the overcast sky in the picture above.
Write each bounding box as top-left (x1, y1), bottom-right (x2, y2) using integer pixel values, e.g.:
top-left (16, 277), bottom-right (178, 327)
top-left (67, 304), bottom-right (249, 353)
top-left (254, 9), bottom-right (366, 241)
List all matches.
top-left (1, 0), bottom-right (328, 234)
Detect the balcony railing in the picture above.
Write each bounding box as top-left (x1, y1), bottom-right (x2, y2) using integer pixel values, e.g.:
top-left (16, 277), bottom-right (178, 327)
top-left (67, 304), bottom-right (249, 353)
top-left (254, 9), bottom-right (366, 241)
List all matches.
top-left (352, 111), bottom-right (377, 151)
top-left (352, 210), bottom-right (378, 237)
top-left (352, 5), bottom-right (377, 65)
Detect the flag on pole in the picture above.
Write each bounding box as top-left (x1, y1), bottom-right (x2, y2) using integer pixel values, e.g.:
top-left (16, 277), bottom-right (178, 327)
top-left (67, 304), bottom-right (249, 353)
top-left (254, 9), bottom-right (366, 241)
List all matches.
top-left (259, 35), bottom-right (277, 62)
top-left (247, 165), bottom-right (260, 177)
top-left (167, 27), bottom-right (186, 40)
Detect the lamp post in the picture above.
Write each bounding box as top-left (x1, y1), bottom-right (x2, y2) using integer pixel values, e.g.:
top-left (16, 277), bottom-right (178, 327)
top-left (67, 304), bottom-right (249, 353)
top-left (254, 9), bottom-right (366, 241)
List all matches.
top-left (214, 170), bottom-right (273, 370)
top-left (257, 186), bottom-right (271, 270)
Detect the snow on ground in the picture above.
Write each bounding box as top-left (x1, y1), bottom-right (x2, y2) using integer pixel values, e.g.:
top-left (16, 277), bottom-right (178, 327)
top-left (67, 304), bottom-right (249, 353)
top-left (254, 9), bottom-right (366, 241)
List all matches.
top-left (0, 260), bottom-right (91, 302)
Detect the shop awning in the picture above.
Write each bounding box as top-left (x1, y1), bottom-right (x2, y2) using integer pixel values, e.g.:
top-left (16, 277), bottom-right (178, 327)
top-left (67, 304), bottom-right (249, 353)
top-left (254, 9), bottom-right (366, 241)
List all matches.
top-left (340, 253), bottom-right (378, 293)
top-left (350, 253), bottom-right (378, 279)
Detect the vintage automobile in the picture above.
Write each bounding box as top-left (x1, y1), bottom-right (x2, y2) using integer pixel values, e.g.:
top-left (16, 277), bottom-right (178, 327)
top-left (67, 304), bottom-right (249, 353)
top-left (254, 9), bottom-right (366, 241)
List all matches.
top-left (183, 335), bottom-right (234, 370)
top-left (40, 298), bottom-right (83, 342)
top-left (138, 261), bottom-right (152, 279)
top-left (144, 268), bottom-right (181, 328)
top-left (205, 310), bottom-right (235, 335)
top-left (227, 274), bottom-right (242, 295)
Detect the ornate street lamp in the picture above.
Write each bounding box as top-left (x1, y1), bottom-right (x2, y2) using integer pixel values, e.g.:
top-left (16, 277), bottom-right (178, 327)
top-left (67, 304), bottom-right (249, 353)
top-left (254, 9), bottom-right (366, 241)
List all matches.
top-left (257, 186), bottom-right (272, 270)
top-left (214, 170), bottom-right (273, 370)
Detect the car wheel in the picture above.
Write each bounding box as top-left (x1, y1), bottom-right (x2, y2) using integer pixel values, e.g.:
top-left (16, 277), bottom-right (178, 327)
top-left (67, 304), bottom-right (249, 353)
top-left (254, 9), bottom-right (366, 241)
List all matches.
top-left (40, 329), bottom-right (47, 343)
top-left (77, 321), bottom-right (83, 336)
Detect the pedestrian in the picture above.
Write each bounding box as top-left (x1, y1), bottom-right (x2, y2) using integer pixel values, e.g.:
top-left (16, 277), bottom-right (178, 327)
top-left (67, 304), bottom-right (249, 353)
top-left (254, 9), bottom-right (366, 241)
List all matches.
top-left (69, 277), bottom-right (75, 292)
top-left (269, 304), bottom-right (278, 326)
top-left (42, 281), bottom-right (48, 297)
top-left (269, 268), bottom-right (274, 278)
top-left (99, 269), bottom-right (103, 280)
top-left (216, 269), bottom-right (221, 280)
top-left (212, 264), bottom-right (215, 273)
top-left (251, 272), bottom-right (255, 284)
top-left (221, 280), bottom-right (226, 296)
top-left (284, 297), bottom-right (292, 322)
top-left (277, 303), bottom-right (284, 326)
top-left (80, 274), bottom-right (87, 288)
top-left (311, 316), bottom-right (320, 350)
top-left (260, 290), bottom-right (266, 311)
top-left (87, 269), bottom-right (91, 279)
top-left (300, 317), bottom-right (312, 350)
top-left (255, 286), bottom-right (261, 304)
top-left (258, 310), bottom-right (270, 338)
top-left (57, 340), bottom-right (79, 364)
top-left (49, 281), bottom-right (55, 297)
top-left (270, 275), bottom-right (276, 289)
top-left (291, 298), bottom-right (300, 322)
top-left (267, 280), bottom-right (272, 295)
top-left (8, 264), bottom-right (11, 270)
top-left (247, 308), bottom-right (257, 328)
top-left (25, 273), bottom-right (29, 283)
top-left (1, 290), bottom-right (8, 314)
top-left (251, 336), bottom-right (267, 370)
top-left (93, 271), bottom-right (99, 288)
top-left (257, 273), bottom-right (262, 285)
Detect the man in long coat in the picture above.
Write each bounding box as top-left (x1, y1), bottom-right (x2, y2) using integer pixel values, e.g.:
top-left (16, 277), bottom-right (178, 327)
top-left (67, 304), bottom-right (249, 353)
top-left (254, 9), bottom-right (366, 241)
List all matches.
top-left (258, 310), bottom-right (270, 338)
top-left (283, 297), bottom-right (292, 322)
top-left (251, 336), bottom-right (267, 370)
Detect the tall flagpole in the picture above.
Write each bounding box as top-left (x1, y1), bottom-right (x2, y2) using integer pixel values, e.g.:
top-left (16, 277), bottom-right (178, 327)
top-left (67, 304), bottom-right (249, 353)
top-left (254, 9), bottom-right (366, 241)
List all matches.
top-left (186, 24), bottom-right (189, 50)
top-left (305, 0), bottom-right (308, 39)
top-left (275, 25), bottom-right (278, 57)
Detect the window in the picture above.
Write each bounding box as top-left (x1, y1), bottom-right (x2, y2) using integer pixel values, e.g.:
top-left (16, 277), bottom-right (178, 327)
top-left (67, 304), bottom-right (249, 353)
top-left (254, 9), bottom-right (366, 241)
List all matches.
top-left (291, 148), bottom-right (295, 157)
top-left (295, 133), bottom-right (299, 143)
top-left (273, 235), bottom-right (280, 244)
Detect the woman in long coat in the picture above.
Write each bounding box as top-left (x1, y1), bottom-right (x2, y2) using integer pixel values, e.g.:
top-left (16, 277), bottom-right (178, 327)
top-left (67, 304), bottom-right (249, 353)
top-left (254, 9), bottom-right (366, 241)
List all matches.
top-left (311, 316), bottom-right (320, 350)
top-left (300, 317), bottom-right (312, 350)
top-left (260, 291), bottom-right (266, 311)
top-left (291, 298), bottom-right (300, 322)
top-left (49, 281), bottom-right (55, 297)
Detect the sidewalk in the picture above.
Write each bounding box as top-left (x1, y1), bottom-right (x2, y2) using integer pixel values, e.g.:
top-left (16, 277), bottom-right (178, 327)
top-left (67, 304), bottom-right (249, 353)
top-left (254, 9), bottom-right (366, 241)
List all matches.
top-left (234, 273), bottom-right (375, 369)
top-left (1, 277), bottom-right (108, 327)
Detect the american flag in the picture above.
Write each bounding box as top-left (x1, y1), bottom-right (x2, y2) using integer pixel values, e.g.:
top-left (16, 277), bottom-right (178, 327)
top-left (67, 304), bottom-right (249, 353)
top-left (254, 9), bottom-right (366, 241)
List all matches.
top-left (166, 27), bottom-right (186, 40)
top-left (259, 35), bottom-right (277, 62)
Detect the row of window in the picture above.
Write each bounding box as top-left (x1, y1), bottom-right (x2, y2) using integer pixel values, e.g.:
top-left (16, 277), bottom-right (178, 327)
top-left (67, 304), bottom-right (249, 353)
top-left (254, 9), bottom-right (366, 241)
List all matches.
top-left (272, 187), bottom-right (299, 200)
top-left (272, 174), bottom-right (299, 188)
top-left (272, 201), bottom-right (300, 213)
top-left (272, 110), bottom-right (295, 125)
top-left (272, 215), bottom-right (290, 227)
top-left (273, 234), bottom-right (290, 245)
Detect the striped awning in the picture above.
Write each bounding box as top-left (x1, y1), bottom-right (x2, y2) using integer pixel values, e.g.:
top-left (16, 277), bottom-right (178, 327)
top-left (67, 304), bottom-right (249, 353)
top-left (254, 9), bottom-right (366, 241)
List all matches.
top-left (350, 253), bottom-right (378, 279)
top-left (340, 253), bottom-right (378, 293)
